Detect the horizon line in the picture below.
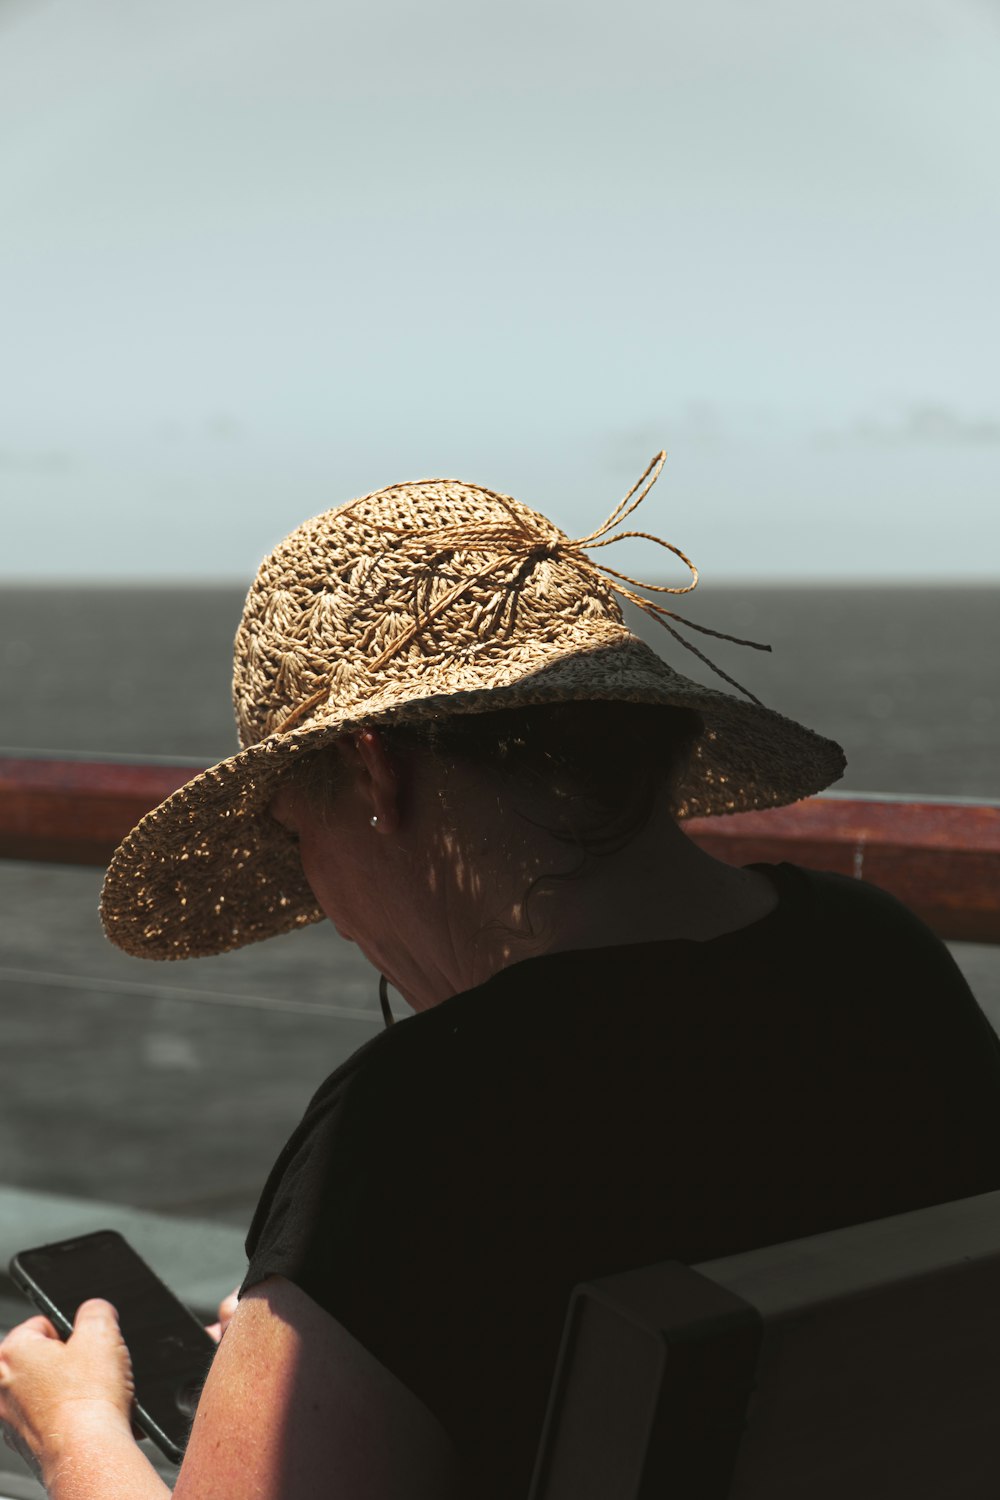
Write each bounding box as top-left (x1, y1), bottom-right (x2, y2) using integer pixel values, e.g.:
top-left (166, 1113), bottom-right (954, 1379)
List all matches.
top-left (2, 573), bottom-right (998, 589)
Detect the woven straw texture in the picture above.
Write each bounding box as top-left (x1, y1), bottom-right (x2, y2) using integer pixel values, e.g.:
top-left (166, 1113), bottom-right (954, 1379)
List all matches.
top-left (101, 469), bottom-right (845, 960)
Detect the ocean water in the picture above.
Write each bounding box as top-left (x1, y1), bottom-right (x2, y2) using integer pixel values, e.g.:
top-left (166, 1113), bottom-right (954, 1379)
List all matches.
top-left (1, 583), bottom-right (997, 796)
top-left (0, 583), bottom-right (997, 1225)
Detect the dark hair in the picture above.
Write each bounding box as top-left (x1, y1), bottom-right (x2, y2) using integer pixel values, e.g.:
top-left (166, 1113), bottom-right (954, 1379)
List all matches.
top-left (287, 700), bottom-right (701, 855)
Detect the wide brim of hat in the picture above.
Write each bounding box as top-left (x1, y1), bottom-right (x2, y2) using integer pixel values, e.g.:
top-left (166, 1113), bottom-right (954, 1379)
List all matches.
top-left (100, 636), bottom-right (845, 960)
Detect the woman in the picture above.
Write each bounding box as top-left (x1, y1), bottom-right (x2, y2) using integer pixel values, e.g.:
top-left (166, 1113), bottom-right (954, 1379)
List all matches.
top-left (4, 456), bottom-right (1000, 1498)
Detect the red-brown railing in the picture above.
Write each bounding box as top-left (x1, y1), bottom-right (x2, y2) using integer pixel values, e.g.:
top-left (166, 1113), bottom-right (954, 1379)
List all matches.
top-left (1, 756), bottom-right (998, 943)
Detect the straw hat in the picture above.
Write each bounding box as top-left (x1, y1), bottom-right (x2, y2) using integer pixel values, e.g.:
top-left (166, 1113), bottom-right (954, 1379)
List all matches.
top-left (100, 454), bottom-right (845, 960)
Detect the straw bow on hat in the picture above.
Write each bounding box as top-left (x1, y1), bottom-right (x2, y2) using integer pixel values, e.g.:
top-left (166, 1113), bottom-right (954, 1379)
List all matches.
top-left (100, 454), bottom-right (845, 960)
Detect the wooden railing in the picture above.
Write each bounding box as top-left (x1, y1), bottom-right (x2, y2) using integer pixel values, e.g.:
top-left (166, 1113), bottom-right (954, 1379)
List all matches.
top-left (1, 756), bottom-right (999, 943)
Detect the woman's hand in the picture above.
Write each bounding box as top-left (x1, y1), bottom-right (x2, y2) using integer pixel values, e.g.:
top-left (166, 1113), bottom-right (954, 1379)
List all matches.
top-left (205, 1285), bottom-right (240, 1345)
top-left (0, 1299), bottom-right (136, 1484)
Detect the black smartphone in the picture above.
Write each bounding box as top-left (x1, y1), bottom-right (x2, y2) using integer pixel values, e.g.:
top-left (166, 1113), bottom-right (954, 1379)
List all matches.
top-left (9, 1229), bottom-right (218, 1464)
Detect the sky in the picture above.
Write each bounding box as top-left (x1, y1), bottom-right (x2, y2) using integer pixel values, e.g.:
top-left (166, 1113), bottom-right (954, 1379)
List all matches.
top-left (1, 0), bottom-right (999, 581)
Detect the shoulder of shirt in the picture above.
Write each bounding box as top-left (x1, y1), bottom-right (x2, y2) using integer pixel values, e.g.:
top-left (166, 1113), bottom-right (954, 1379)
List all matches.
top-left (758, 860), bottom-right (963, 968)
top-left (295, 988), bottom-right (470, 1129)
top-left (765, 860), bottom-right (930, 925)
top-left (298, 862), bottom-right (959, 1125)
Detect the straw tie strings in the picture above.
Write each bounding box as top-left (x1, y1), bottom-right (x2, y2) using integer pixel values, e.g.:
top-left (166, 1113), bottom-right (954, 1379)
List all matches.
top-left (273, 452), bottom-right (771, 734)
top-left (369, 451), bottom-right (770, 696)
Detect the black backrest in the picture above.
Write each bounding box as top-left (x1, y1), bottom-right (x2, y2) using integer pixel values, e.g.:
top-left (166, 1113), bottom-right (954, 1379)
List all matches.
top-left (529, 1190), bottom-right (1000, 1500)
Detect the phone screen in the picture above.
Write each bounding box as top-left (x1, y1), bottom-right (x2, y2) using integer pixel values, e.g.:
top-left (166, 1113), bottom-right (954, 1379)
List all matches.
top-left (11, 1230), bottom-right (217, 1462)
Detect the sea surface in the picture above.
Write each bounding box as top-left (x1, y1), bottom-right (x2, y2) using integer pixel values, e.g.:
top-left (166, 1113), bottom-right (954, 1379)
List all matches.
top-left (2, 583), bottom-right (998, 795)
top-left (0, 584), bottom-right (998, 1227)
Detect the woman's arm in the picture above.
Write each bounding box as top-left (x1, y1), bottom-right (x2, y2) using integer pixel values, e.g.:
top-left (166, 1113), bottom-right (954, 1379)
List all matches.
top-left (2, 1279), bottom-right (460, 1499)
top-left (175, 1275), bottom-right (461, 1500)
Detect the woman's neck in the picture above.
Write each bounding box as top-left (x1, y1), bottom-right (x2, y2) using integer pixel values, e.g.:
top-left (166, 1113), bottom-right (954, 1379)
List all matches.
top-left (392, 782), bottom-right (778, 1009)
top-left (470, 805), bottom-right (775, 973)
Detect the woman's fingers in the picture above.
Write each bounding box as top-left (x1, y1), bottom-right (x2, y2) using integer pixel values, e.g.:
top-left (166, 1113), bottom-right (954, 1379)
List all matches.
top-left (2, 1315), bottom-right (59, 1343)
top-left (206, 1286), bottom-right (240, 1342)
top-left (219, 1288), bottom-right (240, 1328)
top-left (5, 1297), bottom-right (135, 1416)
top-left (72, 1298), bottom-right (122, 1339)
top-left (0, 1299), bottom-right (138, 1483)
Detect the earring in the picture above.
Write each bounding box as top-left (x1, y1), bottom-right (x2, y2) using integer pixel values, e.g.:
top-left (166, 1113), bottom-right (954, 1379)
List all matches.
top-left (370, 814), bottom-right (379, 827)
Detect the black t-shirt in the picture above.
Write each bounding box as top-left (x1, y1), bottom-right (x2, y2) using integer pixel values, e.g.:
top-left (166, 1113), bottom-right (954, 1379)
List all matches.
top-left (243, 864), bottom-right (1000, 1498)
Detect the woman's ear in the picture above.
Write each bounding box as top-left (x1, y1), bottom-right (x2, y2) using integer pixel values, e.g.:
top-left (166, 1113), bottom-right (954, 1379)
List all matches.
top-left (351, 728), bottom-right (403, 833)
